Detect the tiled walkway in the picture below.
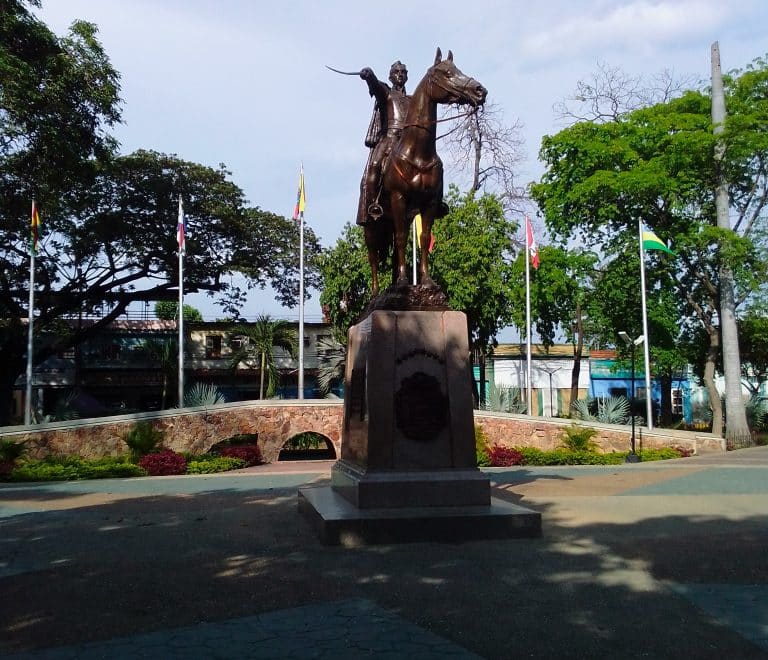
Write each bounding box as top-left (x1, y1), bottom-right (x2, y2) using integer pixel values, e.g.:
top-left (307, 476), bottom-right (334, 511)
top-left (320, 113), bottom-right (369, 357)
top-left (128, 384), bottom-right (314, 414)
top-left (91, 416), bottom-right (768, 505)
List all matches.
top-left (2, 450), bottom-right (767, 658)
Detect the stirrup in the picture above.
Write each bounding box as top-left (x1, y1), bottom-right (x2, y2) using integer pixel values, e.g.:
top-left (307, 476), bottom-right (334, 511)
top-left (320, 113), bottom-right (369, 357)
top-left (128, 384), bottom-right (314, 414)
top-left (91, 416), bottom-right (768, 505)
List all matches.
top-left (368, 203), bottom-right (383, 220)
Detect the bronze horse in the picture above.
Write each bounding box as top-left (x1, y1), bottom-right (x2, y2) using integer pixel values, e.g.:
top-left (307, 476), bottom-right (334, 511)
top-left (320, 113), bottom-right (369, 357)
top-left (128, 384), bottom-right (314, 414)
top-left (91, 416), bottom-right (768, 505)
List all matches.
top-left (365, 48), bottom-right (487, 296)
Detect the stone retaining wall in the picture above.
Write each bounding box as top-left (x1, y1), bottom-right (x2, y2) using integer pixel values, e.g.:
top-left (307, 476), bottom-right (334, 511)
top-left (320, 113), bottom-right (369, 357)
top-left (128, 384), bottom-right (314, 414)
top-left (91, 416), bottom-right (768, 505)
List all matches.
top-left (0, 401), bottom-right (344, 464)
top-left (474, 412), bottom-right (725, 454)
top-left (0, 403), bottom-right (724, 463)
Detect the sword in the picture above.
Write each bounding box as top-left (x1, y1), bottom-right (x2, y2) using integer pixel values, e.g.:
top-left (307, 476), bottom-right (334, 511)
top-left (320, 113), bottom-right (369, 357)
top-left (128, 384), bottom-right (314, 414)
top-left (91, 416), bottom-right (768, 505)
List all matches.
top-left (325, 65), bottom-right (363, 76)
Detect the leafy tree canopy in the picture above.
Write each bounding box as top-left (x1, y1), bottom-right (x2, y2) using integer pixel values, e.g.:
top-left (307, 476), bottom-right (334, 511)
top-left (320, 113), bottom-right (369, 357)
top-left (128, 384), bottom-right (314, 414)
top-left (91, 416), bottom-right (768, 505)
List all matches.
top-left (0, 4), bottom-right (320, 423)
top-left (430, 186), bottom-right (519, 351)
top-left (154, 301), bottom-right (203, 322)
top-left (531, 54), bottom-right (768, 435)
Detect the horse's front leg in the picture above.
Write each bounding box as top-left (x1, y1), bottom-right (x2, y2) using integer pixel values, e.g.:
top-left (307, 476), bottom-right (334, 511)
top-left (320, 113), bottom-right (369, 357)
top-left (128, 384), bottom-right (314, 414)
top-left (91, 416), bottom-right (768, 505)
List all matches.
top-left (418, 210), bottom-right (437, 288)
top-left (391, 194), bottom-right (409, 288)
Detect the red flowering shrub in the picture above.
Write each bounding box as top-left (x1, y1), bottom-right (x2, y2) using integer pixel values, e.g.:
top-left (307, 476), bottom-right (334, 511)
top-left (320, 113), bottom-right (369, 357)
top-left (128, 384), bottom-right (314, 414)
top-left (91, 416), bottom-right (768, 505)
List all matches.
top-left (672, 446), bottom-right (695, 458)
top-left (138, 450), bottom-right (187, 476)
top-left (219, 445), bottom-right (262, 466)
top-left (488, 445), bottom-right (525, 467)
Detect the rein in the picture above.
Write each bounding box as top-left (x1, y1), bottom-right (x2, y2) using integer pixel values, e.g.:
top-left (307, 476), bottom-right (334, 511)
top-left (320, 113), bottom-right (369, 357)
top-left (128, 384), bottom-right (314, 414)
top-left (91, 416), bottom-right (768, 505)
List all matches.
top-left (401, 70), bottom-right (481, 138)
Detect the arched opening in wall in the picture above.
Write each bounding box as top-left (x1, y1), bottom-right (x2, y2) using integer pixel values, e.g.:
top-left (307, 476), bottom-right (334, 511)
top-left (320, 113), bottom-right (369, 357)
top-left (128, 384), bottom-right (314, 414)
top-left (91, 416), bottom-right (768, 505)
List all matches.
top-left (278, 432), bottom-right (336, 461)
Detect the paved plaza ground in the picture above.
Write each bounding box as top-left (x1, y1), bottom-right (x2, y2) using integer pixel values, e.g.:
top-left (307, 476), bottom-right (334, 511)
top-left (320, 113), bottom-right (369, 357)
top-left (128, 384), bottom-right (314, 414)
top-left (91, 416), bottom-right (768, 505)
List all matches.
top-left (1, 447), bottom-right (767, 658)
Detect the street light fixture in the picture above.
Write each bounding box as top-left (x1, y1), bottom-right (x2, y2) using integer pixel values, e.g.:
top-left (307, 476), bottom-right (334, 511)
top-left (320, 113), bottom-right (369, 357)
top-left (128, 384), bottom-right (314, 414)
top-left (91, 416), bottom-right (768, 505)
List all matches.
top-left (619, 332), bottom-right (645, 463)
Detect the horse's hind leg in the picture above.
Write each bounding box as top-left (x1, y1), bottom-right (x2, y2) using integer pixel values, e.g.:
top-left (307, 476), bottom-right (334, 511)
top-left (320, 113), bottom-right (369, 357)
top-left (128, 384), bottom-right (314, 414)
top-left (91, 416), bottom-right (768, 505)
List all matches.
top-left (418, 210), bottom-right (437, 288)
top-left (364, 226), bottom-right (380, 297)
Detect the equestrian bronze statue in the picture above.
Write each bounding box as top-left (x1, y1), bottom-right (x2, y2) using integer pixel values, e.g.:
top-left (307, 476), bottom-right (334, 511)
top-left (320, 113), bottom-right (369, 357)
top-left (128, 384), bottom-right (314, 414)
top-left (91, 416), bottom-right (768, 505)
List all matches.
top-left (332, 48), bottom-right (487, 297)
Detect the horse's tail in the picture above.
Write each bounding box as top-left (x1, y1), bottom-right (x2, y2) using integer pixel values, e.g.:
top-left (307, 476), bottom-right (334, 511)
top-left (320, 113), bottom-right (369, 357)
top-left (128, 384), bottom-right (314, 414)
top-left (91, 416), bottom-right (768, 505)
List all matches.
top-left (374, 219), bottom-right (393, 268)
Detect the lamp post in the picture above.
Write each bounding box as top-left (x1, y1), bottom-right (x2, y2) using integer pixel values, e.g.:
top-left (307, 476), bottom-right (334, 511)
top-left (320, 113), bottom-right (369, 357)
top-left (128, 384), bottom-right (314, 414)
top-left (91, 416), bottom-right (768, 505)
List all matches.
top-left (619, 331), bottom-right (645, 463)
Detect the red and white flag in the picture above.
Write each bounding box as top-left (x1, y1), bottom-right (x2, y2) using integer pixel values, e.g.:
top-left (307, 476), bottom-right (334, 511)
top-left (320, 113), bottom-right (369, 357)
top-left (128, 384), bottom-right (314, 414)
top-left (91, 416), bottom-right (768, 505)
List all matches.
top-left (526, 216), bottom-right (539, 269)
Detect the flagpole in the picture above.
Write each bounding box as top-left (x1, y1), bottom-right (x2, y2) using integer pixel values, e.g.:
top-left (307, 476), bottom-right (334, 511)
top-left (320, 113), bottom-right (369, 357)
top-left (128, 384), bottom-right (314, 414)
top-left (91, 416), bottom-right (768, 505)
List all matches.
top-left (412, 220), bottom-right (417, 285)
top-left (298, 208), bottom-right (305, 400)
top-left (525, 224), bottom-right (533, 415)
top-left (297, 166), bottom-right (305, 400)
top-left (177, 195), bottom-right (185, 407)
top-left (25, 201), bottom-right (36, 425)
top-left (638, 219), bottom-right (654, 429)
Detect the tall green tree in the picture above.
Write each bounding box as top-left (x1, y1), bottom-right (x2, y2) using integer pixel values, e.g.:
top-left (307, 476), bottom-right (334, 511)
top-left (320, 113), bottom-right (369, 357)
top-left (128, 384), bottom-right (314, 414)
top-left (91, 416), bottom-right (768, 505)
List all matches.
top-left (154, 301), bottom-right (203, 322)
top-left (0, 148), bottom-right (318, 424)
top-left (1, 4), bottom-right (121, 424)
top-left (532, 56), bottom-right (768, 442)
top-left (738, 313), bottom-right (768, 396)
top-left (318, 223), bottom-right (377, 344)
top-left (507, 244), bottom-right (598, 408)
top-left (429, 187), bottom-right (518, 404)
top-left (319, 189), bottom-right (518, 406)
top-left (229, 315), bottom-right (297, 399)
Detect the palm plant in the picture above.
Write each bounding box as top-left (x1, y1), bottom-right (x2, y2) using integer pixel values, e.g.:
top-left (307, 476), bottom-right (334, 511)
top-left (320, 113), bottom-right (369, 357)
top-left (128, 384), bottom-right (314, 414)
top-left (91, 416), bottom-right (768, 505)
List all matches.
top-left (183, 382), bottom-right (226, 407)
top-left (229, 315), bottom-right (298, 399)
top-left (141, 338), bottom-right (178, 408)
top-left (485, 380), bottom-right (527, 414)
top-left (572, 395), bottom-right (632, 425)
top-left (745, 395), bottom-right (768, 433)
top-left (316, 335), bottom-right (346, 396)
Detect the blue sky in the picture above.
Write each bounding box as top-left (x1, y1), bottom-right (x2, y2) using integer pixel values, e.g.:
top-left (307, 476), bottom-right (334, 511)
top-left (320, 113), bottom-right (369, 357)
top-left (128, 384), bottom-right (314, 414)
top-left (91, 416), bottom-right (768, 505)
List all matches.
top-left (34, 1), bottom-right (768, 335)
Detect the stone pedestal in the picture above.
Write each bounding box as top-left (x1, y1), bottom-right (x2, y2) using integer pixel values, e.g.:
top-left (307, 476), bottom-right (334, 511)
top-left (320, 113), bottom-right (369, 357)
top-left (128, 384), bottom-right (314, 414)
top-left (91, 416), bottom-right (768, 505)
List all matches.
top-left (299, 304), bottom-right (541, 545)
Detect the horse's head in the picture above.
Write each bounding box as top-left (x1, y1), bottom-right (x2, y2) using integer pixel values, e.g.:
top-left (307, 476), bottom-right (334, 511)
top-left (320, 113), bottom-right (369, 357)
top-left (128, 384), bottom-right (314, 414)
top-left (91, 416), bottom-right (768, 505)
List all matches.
top-left (427, 47), bottom-right (487, 108)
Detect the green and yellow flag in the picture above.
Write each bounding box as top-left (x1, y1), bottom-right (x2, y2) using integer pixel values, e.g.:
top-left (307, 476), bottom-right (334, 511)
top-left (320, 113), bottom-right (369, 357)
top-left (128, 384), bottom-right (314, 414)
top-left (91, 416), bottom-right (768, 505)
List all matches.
top-left (642, 225), bottom-right (675, 256)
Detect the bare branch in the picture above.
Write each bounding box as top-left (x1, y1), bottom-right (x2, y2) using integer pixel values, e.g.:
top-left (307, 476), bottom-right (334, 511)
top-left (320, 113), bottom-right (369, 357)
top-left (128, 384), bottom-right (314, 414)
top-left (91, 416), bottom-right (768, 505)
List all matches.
top-left (440, 101), bottom-right (527, 213)
top-left (554, 60), bottom-right (696, 125)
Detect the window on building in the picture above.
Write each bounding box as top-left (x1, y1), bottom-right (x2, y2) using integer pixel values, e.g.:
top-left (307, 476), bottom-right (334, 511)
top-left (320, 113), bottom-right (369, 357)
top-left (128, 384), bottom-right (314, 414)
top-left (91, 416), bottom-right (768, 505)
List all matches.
top-left (610, 387), bottom-right (628, 398)
top-left (672, 388), bottom-right (683, 415)
top-left (230, 335), bottom-right (248, 350)
top-left (205, 335), bottom-right (222, 359)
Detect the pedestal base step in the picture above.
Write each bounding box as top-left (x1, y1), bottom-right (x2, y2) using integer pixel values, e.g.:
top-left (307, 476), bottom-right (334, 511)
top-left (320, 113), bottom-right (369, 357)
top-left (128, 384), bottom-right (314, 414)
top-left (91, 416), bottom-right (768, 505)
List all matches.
top-left (298, 485), bottom-right (542, 546)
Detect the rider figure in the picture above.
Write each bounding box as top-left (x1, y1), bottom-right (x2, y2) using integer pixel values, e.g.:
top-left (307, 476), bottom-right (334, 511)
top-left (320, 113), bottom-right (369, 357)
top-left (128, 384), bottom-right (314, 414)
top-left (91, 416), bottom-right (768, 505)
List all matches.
top-left (356, 61), bottom-right (409, 226)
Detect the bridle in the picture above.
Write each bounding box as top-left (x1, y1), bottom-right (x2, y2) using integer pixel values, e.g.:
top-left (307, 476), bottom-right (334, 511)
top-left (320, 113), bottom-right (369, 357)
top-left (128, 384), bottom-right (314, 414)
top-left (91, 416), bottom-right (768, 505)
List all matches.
top-left (402, 67), bottom-right (481, 136)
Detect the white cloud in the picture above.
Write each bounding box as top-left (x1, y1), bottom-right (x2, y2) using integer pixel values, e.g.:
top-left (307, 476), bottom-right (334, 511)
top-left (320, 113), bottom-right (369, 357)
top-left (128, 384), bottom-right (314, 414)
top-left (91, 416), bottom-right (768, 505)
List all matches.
top-left (519, 0), bottom-right (737, 65)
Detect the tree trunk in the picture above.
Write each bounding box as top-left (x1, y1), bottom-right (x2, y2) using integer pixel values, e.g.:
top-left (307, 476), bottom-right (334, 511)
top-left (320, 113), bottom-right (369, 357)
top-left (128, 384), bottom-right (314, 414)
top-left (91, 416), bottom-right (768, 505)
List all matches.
top-left (570, 302), bottom-right (584, 412)
top-left (0, 337), bottom-right (28, 425)
top-left (704, 329), bottom-right (724, 437)
top-left (712, 41), bottom-right (751, 448)
top-left (478, 349), bottom-right (487, 407)
top-left (259, 351), bottom-right (266, 400)
top-left (0, 367), bottom-right (21, 426)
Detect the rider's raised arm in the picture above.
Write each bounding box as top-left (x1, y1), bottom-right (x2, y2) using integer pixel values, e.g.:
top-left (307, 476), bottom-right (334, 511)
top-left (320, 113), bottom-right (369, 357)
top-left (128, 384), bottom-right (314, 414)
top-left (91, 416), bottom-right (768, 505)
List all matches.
top-left (360, 68), bottom-right (389, 105)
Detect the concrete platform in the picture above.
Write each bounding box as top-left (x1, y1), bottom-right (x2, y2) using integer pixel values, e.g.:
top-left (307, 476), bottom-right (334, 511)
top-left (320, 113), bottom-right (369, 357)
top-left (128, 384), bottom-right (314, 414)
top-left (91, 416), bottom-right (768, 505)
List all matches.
top-left (298, 484), bottom-right (542, 546)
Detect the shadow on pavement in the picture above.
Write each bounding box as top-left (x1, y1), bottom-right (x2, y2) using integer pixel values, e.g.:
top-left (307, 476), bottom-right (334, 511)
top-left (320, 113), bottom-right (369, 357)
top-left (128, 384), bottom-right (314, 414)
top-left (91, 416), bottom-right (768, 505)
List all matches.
top-left (1, 476), bottom-right (767, 659)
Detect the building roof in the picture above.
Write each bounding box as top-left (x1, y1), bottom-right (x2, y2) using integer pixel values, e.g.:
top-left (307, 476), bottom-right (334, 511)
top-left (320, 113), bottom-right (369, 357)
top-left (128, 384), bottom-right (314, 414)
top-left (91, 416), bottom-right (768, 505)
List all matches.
top-left (493, 343), bottom-right (590, 359)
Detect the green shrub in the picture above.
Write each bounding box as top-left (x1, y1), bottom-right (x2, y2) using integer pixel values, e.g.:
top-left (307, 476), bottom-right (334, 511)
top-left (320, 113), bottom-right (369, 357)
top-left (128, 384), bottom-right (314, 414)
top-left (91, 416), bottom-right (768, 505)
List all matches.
top-left (475, 425), bottom-right (491, 467)
top-left (123, 421), bottom-right (164, 461)
top-left (284, 432), bottom-right (326, 451)
top-left (9, 455), bottom-right (146, 481)
top-left (186, 456), bottom-right (247, 474)
top-left (637, 447), bottom-right (685, 461)
top-left (558, 424), bottom-right (599, 451)
top-left (0, 439), bottom-right (26, 462)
